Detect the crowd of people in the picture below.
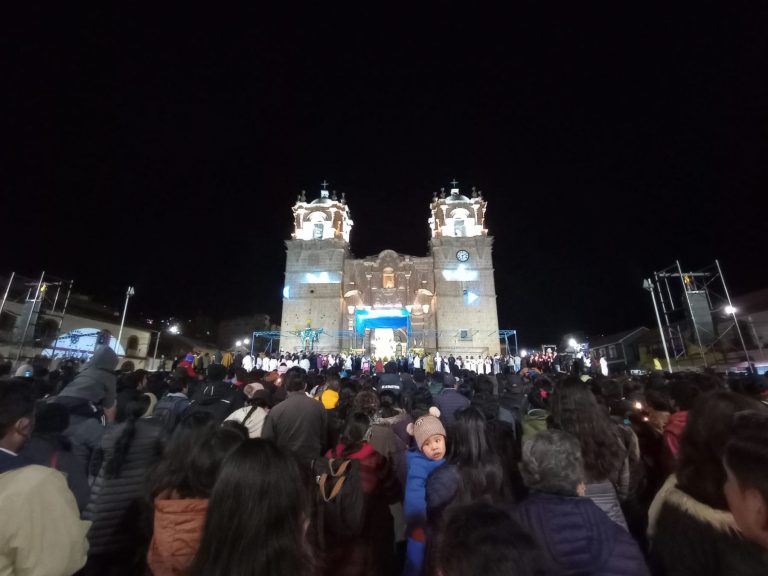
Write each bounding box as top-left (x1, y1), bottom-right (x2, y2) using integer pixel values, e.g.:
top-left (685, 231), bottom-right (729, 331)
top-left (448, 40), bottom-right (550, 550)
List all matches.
top-left (2, 346), bottom-right (768, 575)
top-left (171, 349), bottom-right (524, 377)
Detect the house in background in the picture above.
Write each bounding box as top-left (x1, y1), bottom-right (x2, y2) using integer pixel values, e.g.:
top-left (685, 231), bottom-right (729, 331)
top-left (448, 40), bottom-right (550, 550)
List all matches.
top-left (589, 327), bottom-right (650, 373)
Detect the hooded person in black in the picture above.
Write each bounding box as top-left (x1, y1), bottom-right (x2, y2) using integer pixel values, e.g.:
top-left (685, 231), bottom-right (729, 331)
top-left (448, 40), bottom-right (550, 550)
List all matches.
top-left (53, 345), bottom-right (119, 473)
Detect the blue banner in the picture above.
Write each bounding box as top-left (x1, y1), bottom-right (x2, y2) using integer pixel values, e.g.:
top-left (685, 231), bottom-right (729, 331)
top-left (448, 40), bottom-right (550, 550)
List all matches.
top-left (355, 308), bottom-right (410, 335)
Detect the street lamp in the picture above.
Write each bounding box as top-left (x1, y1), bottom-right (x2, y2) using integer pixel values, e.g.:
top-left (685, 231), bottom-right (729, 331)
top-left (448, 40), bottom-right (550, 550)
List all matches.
top-left (115, 286), bottom-right (135, 356)
top-left (725, 305), bottom-right (737, 315)
top-left (243, 338), bottom-right (250, 344)
top-left (568, 338), bottom-right (578, 349)
top-left (235, 340), bottom-right (243, 347)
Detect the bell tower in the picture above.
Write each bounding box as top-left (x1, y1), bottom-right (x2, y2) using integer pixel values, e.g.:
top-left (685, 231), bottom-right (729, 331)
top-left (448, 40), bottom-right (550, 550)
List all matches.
top-left (280, 183), bottom-right (353, 352)
top-left (429, 182), bottom-right (500, 355)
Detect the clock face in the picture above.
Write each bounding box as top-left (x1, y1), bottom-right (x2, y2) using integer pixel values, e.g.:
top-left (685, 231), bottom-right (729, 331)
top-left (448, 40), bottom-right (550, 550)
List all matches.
top-left (456, 250), bottom-right (470, 262)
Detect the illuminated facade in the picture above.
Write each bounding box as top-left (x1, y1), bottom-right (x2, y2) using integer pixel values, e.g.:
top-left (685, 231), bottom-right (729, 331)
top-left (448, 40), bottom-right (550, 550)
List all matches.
top-left (280, 184), bottom-right (500, 355)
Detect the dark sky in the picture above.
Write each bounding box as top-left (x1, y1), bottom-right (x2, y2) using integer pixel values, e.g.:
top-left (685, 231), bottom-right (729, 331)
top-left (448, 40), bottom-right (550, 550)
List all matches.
top-left (4, 4), bottom-right (767, 345)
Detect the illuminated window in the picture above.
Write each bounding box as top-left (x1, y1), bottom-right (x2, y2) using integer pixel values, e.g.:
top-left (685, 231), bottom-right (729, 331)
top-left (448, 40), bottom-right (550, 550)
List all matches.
top-left (313, 223), bottom-right (324, 239)
top-left (608, 345), bottom-right (617, 359)
top-left (382, 267), bottom-right (395, 289)
top-left (454, 219), bottom-right (466, 237)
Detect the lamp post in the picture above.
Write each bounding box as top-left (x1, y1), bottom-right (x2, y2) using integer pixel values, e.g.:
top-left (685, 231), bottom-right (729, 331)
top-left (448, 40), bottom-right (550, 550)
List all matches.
top-left (716, 260), bottom-right (753, 373)
top-left (115, 286), bottom-right (135, 356)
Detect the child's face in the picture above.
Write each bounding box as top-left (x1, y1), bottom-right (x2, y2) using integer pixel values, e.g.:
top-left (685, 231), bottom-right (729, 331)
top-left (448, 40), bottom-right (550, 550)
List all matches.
top-left (421, 434), bottom-right (446, 461)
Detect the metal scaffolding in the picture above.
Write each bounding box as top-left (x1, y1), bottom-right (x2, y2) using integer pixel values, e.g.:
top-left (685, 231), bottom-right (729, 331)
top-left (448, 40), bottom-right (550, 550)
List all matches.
top-left (647, 259), bottom-right (752, 371)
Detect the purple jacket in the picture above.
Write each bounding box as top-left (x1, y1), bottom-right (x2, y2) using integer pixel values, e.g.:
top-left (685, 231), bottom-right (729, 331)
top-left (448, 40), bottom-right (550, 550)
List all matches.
top-left (515, 492), bottom-right (648, 576)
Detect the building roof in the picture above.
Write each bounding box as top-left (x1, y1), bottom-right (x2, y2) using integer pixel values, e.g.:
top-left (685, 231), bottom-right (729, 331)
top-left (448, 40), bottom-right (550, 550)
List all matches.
top-left (589, 326), bottom-right (650, 348)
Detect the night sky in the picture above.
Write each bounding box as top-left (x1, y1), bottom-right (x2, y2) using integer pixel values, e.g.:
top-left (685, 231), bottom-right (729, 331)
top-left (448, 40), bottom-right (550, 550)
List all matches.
top-left (4, 4), bottom-right (767, 346)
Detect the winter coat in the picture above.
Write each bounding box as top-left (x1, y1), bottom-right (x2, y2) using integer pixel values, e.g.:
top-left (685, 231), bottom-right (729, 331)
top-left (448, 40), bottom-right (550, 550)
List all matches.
top-left (20, 435), bottom-right (90, 511)
top-left (188, 381), bottom-right (244, 423)
top-left (404, 450), bottom-right (445, 576)
top-left (435, 389), bottom-right (470, 427)
top-left (425, 462), bottom-right (460, 526)
top-left (84, 419), bottom-right (166, 555)
top-left (262, 391), bottom-right (328, 462)
top-left (323, 443), bottom-right (401, 576)
top-left (648, 475), bottom-right (768, 576)
top-left (147, 496), bottom-right (207, 576)
top-left (515, 492), bottom-right (648, 576)
top-left (377, 373), bottom-right (403, 396)
top-left (320, 388), bottom-right (340, 409)
top-left (58, 346), bottom-right (119, 408)
top-left (224, 405), bottom-right (269, 438)
top-left (368, 418), bottom-right (409, 490)
top-left (0, 454), bottom-right (91, 576)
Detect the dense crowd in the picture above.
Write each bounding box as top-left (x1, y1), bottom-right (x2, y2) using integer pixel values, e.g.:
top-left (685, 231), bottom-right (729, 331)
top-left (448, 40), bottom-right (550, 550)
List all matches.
top-left (1, 347), bottom-right (768, 575)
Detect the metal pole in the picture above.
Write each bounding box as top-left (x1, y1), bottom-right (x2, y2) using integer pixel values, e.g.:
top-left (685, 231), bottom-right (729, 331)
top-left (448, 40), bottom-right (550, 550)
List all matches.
top-left (15, 271), bottom-right (45, 364)
top-left (153, 330), bottom-right (161, 361)
top-left (716, 260), bottom-right (753, 371)
top-left (0, 271), bottom-right (14, 319)
top-left (647, 279), bottom-right (673, 373)
top-left (115, 286), bottom-right (135, 357)
top-left (677, 260), bottom-right (707, 367)
top-left (49, 280), bottom-right (73, 358)
top-left (50, 282), bottom-right (62, 314)
top-left (514, 331), bottom-right (519, 356)
top-left (746, 316), bottom-right (765, 360)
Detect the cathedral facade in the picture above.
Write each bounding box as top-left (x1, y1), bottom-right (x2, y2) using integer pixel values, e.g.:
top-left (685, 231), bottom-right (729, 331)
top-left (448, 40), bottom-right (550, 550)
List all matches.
top-left (280, 184), bottom-right (501, 356)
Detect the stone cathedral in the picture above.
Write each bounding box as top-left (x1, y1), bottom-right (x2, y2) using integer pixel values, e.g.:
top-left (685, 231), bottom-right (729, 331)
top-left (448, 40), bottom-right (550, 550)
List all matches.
top-left (280, 183), bottom-right (501, 357)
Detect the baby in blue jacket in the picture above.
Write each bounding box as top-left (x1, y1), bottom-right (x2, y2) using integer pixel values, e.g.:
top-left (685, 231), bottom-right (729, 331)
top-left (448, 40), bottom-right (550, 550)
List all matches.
top-left (403, 408), bottom-right (446, 576)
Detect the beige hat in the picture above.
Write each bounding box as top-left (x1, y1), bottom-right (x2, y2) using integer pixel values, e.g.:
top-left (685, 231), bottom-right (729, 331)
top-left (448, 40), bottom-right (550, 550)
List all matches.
top-left (244, 382), bottom-right (265, 398)
top-left (406, 407), bottom-right (445, 449)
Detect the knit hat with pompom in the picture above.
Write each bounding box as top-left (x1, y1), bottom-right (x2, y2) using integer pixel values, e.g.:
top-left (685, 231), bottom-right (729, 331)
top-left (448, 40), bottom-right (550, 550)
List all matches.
top-left (406, 407), bottom-right (446, 449)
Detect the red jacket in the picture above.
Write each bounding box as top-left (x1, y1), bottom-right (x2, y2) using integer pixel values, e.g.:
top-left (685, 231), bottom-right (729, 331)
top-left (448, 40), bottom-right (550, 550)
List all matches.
top-left (328, 442), bottom-right (382, 494)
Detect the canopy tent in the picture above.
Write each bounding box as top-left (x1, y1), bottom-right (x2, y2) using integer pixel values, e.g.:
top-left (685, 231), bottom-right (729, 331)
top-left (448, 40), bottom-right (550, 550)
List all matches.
top-left (355, 308), bottom-right (411, 336)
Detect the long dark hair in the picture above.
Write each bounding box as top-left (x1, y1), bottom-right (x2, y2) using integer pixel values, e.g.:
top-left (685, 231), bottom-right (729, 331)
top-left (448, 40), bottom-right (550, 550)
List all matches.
top-left (148, 411), bottom-right (243, 499)
top-left (549, 377), bottom-right (624, 483)
top-left (104, 392), bottom-right (150, 478)
top-left (188, 439), bottom-right (314, 576)
top-left (446, 407), bottom-right (505, 505)
top-left (340, 411), bottom-right (371, 457)
top-left (677, 390), bottom-right (763, 510)
top-left (433, 503), bottom-right (548, 576)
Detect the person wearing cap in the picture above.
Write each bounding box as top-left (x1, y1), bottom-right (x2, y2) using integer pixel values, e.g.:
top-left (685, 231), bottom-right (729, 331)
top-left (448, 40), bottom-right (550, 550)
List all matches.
top-left (403, 408), bottom-right (446, 576)
top-left (224, 383), bottom-right (270, 438)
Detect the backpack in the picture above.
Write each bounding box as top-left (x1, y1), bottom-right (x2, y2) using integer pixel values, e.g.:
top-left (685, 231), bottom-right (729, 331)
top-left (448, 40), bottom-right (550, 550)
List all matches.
top-left (311, 456), bottom-right (367, 546)
top-left (186, 397), bottom-right (233, 423)
top-left (152, 395), bottom-right (190, 432)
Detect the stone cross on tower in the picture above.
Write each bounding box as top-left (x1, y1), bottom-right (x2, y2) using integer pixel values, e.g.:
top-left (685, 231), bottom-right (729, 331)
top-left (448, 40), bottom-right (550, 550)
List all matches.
top-left (450, 179), bottom-right (459, 188)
